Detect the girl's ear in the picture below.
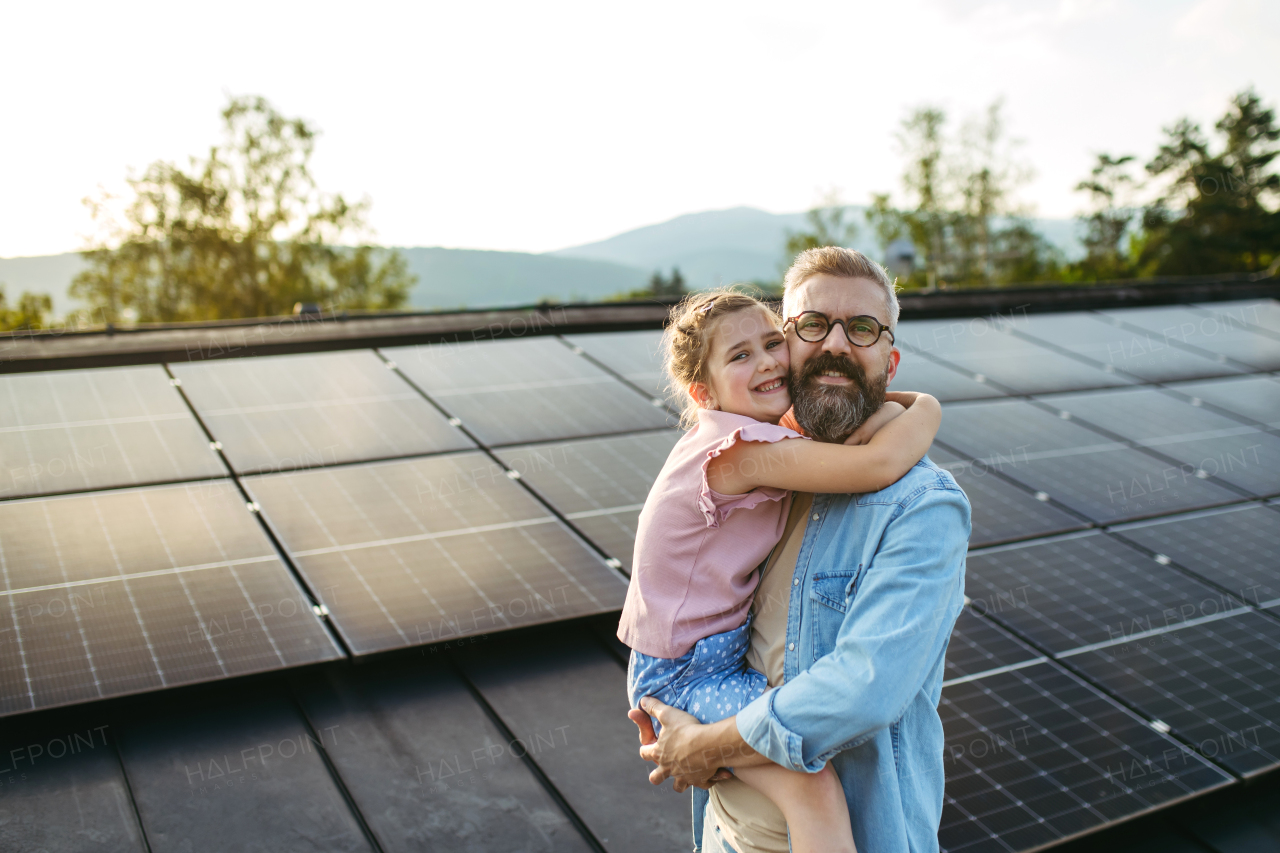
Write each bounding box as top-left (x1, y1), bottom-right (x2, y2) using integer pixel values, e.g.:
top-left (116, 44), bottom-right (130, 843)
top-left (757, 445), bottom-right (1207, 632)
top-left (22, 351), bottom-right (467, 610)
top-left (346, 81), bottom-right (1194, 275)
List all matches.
top-left (688, 382), bottom-right (717, 411)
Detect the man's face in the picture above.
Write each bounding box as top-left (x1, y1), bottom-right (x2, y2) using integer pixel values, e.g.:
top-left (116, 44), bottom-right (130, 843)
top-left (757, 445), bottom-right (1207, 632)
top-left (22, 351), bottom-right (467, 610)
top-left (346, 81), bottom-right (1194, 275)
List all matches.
top-left (785, 274), bottom-right (901, 442)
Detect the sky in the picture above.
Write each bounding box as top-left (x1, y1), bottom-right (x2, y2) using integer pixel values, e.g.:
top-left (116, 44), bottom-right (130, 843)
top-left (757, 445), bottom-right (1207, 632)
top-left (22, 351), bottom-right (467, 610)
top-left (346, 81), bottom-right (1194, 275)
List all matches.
top-left (1, 0), bottom-right (1278, 259)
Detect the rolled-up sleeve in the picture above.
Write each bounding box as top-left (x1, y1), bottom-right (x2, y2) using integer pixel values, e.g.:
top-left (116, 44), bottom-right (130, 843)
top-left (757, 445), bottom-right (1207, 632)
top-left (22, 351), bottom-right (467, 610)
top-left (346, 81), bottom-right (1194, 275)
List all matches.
top-left (736, 486), bottom-right (970, 772)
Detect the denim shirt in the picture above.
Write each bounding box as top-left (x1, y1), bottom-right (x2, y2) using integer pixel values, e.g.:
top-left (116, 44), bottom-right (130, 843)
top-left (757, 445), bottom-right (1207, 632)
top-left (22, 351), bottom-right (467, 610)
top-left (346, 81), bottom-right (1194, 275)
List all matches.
top-left (693, 456), bottom-right (970, 853)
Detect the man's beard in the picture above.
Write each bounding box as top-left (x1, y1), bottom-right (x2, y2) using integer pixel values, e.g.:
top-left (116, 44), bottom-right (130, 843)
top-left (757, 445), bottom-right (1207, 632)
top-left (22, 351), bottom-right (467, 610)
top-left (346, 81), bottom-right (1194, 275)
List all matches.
top-left (789, 352), bottom-right (890, 443)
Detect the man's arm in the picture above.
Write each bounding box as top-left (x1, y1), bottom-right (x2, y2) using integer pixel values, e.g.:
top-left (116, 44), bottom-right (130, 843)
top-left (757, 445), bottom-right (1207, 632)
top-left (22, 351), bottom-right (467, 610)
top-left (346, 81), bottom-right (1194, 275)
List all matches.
top-left (639, 484), bottom-right (968, 785)
top-left (737, 485), bottom-right (969, 771)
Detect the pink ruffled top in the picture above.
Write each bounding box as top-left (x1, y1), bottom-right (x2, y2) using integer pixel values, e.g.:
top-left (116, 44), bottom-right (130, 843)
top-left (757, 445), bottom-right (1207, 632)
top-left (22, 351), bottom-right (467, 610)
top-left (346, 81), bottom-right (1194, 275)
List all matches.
top-left (617, 409), bottom-right (806, 658)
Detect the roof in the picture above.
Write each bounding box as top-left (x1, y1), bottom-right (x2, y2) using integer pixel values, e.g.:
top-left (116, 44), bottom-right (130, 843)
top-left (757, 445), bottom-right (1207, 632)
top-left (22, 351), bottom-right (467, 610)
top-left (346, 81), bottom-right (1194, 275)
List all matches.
top-left (0, 283), bottom-right (1278, 853)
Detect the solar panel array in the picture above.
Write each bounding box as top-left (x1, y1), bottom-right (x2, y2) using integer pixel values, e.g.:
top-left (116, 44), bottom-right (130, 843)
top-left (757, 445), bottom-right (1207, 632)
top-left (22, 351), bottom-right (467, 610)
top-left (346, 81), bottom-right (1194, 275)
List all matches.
top-left (0, 297), bottom-right (1277, 853)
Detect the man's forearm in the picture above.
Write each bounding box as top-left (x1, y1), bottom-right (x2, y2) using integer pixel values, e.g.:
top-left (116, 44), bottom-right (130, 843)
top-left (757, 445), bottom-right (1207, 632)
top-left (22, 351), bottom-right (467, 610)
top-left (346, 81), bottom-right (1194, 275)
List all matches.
top-left (690, 716), bottom-right (771, 772)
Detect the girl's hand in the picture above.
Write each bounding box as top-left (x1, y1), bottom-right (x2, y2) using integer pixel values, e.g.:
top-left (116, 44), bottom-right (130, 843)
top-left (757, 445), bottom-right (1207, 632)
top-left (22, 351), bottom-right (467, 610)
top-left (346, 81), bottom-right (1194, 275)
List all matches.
top-left (844, 401), bottom-right (906, 446)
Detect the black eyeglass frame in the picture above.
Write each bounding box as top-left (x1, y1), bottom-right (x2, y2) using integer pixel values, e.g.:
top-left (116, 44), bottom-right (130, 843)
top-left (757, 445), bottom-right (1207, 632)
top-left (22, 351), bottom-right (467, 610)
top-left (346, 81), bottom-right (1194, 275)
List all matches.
top-left (783, 311), bottom-right (896, 347)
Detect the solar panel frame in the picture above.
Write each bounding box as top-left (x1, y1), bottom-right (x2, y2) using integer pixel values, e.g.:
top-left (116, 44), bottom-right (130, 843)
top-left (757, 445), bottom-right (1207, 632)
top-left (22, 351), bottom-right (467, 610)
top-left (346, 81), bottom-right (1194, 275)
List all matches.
top-left (243, 452), bottom-right (628, 655)
top-left (894, 317), bottom-right (1135, 395)
top-left (0, 365), bottom-right (226, 500)
top-left (1097, 306), bottom-right (1280, 371)
top-left (1065, 610), bottom-right (1280, 778)
top-left (944, 608), bottom-right (1044, 683)
top-left (384, 338), bottom-right (675, 446)
top-left (171, 349), bottom-right (475, 474)
top-left (964, 531), bottom-right (1244, 655)
top-left (562, 330), bottom-right (672, 404)
top-left (1164, 375), bottom-right (1280, 429)
top-left (930, 445), bottom-right (1091, 547)
top-left (939, 662), bottom-right (1231, 853)
top-left (1012, 312), bottom-right (1243, 382)
top-left (891, 352), bottom-right (1009, 401)
top-left (1110, 503), bottom-right (1280, 610)
top-left (1042, 388), bottom-right (1280, 496)
top-left (0, 480), bottom-right (343, 717)
top-left (494, 430), bottom-right (679, 572)
top-left (936, 401), bottom-right (1243, 523)
top-left (1193, 299), bottom-right (1280, 341)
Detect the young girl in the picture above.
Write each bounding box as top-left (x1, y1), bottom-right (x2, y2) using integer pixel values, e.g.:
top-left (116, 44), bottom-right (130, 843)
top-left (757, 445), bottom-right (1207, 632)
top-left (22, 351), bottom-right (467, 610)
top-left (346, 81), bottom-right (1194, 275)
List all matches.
top-left (617, 289), bottom-right (940, 853)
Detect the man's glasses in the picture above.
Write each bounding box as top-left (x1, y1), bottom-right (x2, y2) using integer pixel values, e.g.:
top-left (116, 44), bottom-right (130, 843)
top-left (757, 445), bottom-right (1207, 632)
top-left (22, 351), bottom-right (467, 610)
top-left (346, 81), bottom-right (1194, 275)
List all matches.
top-left (784, 311), bottom-right (895, 347)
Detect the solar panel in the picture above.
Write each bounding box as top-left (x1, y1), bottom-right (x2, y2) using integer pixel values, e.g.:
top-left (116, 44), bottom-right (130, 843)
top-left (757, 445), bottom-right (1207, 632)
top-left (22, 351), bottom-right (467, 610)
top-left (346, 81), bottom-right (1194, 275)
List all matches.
top-left (1098, 306), bottom-right (1280, 371)
top-left (937, 401), bottom-right (1241, 523)
top-left (939, 662), bottom-right (1230, 853)
top-left (1066, 610), bottom-right (1280, 777)
top-left (563, 330), bottom-right (672, 403)
top-left (0, 365), bottom-right (225, 499)
top-left (1194, 298), bottom-right (1280, 340)
top-left (0, 481), bottom-right (342, 717)
top-left (384, 338), bottom-right (674, 446)
top-left (965, 531), bottom-right (1238, 655)
top-left (894, 317), bottom-right (1134, 395)
top-left (292, 655), bottom-right (594, 852)
top-left (456, 623), bottom-right (691, 853)
top-left (115, 685), bottom-right (376, 851)
top-left (929, 445), bottom-right (1089, 547)
top-left (1015, 312), bottom-right (1241, 382)
top-left (892, 353), bottom-right (1007, 401)
top-left (242, 453), bottom-right (628, 655)
top-left (172, 350), bottom-right (474, 474)
top-left (945, 608), bottom-right (1043, 683)
top-left (1165, 375), bottom-right (1280, 429)
top-left (0, 707), bottom-right (146, 851)
top-left (495, 431), bottom-right (679, 573)
top-left (1111, 504), bottom-right (1280, 609)
top-left (1046, 388), bottom-right (1280, 496)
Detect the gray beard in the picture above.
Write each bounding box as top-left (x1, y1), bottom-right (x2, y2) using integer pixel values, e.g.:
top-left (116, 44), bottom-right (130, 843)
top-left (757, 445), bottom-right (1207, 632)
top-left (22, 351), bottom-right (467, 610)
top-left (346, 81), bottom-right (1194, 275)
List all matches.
top-left (790, 358), bottom-right (890, 443)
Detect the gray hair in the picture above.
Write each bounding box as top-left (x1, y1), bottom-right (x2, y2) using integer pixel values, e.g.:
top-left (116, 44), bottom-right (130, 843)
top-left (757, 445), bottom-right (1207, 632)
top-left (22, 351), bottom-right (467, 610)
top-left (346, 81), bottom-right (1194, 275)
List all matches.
top-left (781, 247), bottom-right (900, 329)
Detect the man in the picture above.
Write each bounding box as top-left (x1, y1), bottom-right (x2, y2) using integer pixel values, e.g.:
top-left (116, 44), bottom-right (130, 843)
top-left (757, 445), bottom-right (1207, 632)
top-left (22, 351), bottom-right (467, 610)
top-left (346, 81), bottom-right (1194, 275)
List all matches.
top-left (632, 247), bottom-right (970, 853)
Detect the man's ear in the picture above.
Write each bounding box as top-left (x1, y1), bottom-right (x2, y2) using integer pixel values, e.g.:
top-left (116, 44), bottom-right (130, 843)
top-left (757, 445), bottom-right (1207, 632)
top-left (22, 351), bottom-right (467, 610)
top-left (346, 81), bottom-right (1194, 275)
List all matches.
top-left (688, 382), bottom-right (716, 411)
top-left (884, 347), bottom-right (901, 386)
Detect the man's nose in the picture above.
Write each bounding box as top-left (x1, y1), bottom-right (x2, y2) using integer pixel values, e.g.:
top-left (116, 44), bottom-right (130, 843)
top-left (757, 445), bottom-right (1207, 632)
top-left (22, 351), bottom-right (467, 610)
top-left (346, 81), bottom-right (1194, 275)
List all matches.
top-left (822, 321), bottom-right (854, 356)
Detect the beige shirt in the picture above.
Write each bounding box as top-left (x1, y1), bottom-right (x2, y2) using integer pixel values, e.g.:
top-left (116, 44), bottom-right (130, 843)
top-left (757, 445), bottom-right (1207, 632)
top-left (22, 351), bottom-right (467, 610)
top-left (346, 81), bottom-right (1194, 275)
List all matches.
top-left (707, 493), bottom-right (812, 853)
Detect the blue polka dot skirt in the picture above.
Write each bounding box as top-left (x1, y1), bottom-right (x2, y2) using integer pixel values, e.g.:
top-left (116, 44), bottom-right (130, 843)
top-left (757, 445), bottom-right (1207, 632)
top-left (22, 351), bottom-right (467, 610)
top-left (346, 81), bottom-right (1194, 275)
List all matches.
top-left (627, 616), bottom-right (768, 734)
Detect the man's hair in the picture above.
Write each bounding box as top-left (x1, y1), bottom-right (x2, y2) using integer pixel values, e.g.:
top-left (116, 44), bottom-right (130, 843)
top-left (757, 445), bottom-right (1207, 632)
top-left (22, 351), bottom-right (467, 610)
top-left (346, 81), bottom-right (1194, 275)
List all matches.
top-left (782, 247), bottom-right (900, 329)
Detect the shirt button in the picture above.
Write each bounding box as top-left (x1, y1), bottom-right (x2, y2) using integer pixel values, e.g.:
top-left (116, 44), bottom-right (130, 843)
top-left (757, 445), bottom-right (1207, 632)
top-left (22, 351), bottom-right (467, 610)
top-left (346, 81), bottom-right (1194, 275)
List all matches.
top-left (788, 642), bottom-right (795, 651)
top-left (793, 578), bottom-right (799, 586)
top-left (812, 513), bottom-right (820, 521)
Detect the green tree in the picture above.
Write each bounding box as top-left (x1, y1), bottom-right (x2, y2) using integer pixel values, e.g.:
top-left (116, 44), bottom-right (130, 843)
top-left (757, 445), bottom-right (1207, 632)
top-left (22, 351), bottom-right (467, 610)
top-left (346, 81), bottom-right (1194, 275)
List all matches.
top-left (1137, 88), bottom-right (1280, 275)
top-left (0, 285), bottom-right (52, 331)
top-left (784, 192), bottom-right (860, 258)
top-left (610, 267), bottom-right (687, 301)
top-left (73, 95), bottom-right (415, 323)
top-left (1073, 153), bottom-right (1138, 278)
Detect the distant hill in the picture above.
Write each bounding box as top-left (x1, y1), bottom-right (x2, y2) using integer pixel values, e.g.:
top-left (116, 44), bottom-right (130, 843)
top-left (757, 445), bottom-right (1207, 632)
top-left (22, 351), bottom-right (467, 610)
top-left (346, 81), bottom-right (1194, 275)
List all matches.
top-left (552, 206), bottom-right (1083, 289)
top-left (393, 247), bottom-right (648, 309)
top-left (1, 207), bottom-right (1085, 319)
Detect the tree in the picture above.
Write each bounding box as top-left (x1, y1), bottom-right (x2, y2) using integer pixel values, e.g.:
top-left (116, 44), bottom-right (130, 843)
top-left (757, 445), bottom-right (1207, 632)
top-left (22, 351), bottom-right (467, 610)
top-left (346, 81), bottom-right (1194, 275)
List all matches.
top-left (784, 191), bottom-right (860, 258)
top-left (1136, 89), bottom-right (1280, 275)
top-left (0, 285), bottom-right (52, 332)
top-left (1073, 153), bottom-right (1138, 278)
top-left (609, 267), bottom-right (687, 301)
top-left (73, 96), bottom-right (415, 323)
top-left (867, 102), bottom-right (1054, 289)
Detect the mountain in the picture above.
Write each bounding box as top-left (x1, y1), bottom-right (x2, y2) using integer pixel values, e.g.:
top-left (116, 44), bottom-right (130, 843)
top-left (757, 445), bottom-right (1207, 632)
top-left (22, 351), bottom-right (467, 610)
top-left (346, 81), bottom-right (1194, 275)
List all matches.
top-left (552, 206), bottom-right (1084, 289)
top-left (393, 247), bottom-right (647, 309)
top-left (1, 207), bottom-right (1086, 320)
top-left (552, 207), bottom-right (876, 289)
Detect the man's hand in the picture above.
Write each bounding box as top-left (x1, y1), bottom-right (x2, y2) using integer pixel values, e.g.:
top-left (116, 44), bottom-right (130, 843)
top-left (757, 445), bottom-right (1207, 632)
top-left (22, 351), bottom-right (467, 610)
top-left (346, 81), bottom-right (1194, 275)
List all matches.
top-left (844, 400), bottom-right (906, 446)
top-left (629, 698), bottom-right (747, 792)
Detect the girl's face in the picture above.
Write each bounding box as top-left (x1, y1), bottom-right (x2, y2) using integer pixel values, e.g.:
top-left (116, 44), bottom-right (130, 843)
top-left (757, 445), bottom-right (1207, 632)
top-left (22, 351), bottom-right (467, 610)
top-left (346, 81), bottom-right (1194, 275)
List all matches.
top-left (691, 306), bottom-right (791, 424)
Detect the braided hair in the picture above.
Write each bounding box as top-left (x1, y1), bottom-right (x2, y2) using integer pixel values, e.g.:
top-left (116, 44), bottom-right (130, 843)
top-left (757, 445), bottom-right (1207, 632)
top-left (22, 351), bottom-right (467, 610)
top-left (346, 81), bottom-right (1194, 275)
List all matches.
top-left (662, 288), bottom-right (780, 429)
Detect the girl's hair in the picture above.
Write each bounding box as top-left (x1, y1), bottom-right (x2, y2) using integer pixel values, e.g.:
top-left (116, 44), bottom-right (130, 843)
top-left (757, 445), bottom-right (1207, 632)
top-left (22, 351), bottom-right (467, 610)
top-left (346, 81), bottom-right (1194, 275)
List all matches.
top-left (662, 288), bottom-right (780, 429)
